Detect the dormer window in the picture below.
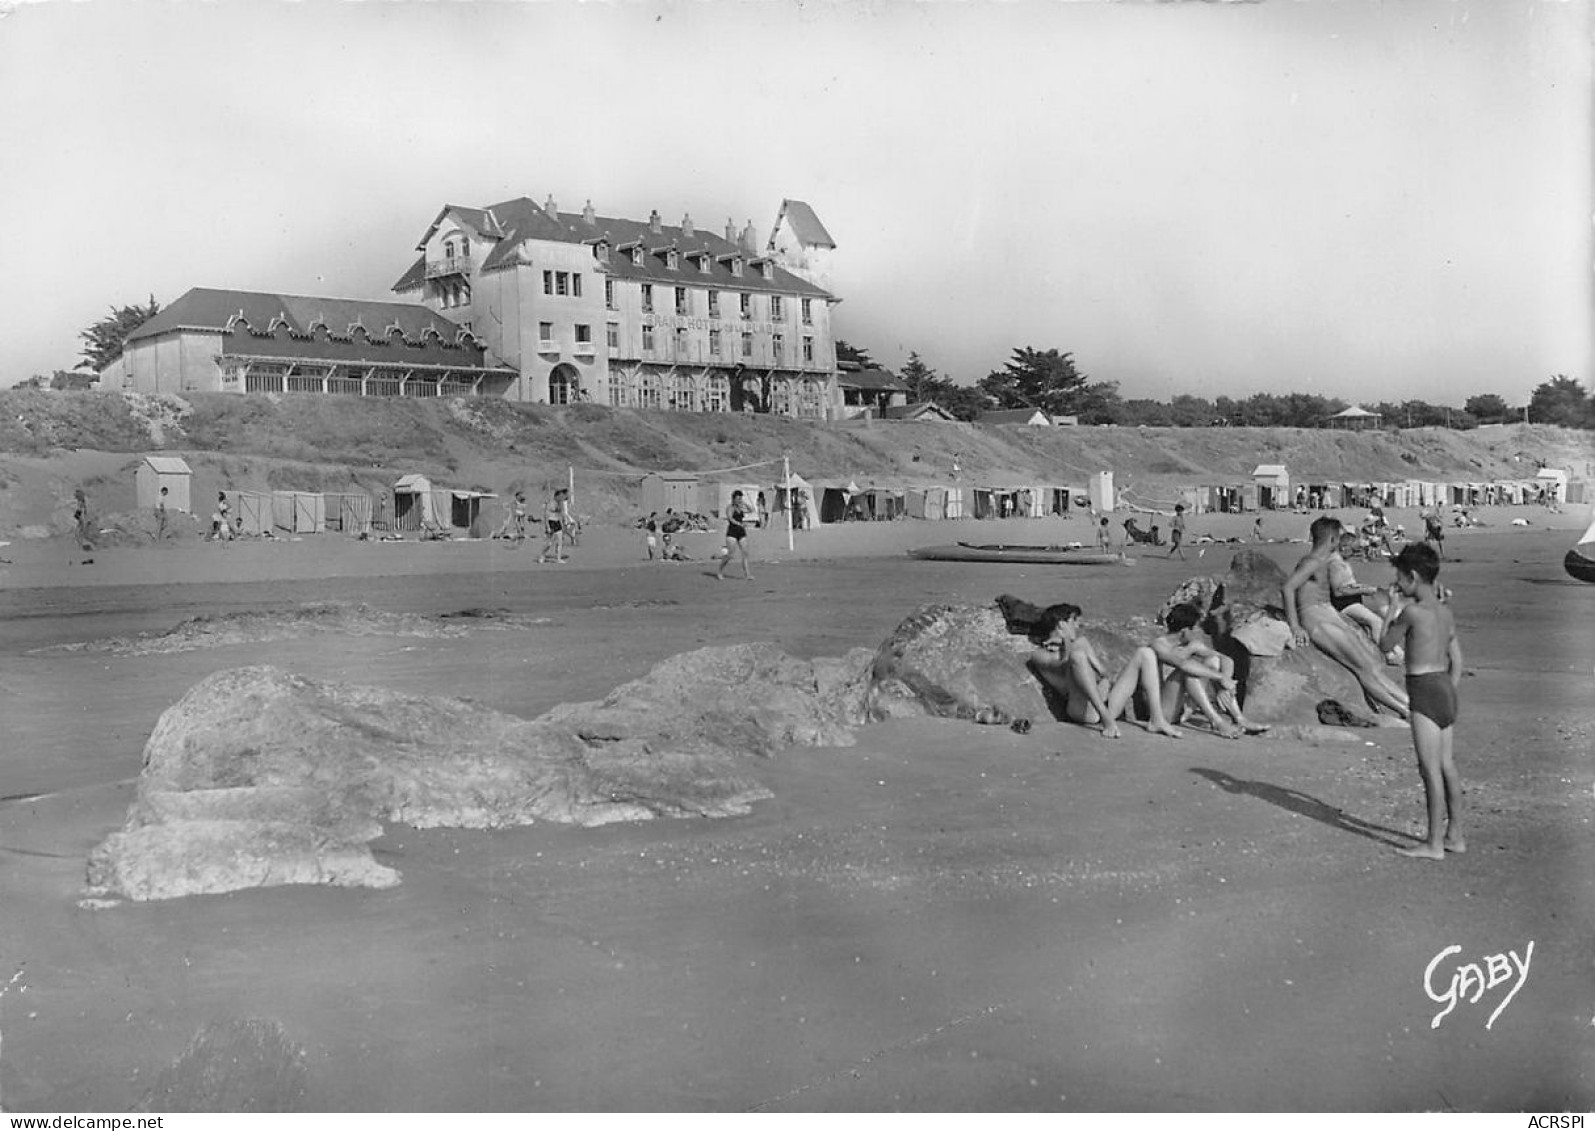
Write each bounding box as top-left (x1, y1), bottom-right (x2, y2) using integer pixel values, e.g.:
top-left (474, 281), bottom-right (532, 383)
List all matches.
top-left (758, 260), bottom-right (774, 281)
top-left (731, 257), bottom-right (744, 277)
top-left (666, 249), bottom-right (680, 271)
top-left (593, 240), bottom-right (610, 263)
top-left (631, 246), bottom-right (643, 267)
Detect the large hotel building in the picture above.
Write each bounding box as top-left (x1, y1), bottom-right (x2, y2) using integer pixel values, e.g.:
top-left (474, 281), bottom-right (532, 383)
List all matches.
top-left (391, 196), bottom-right (840, 415)
top-left (104, 194), bottom-right (844, 419)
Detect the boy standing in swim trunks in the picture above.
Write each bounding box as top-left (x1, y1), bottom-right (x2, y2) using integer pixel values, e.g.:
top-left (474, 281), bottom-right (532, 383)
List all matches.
top-left (1379, 542), bottom-right (1465, 860)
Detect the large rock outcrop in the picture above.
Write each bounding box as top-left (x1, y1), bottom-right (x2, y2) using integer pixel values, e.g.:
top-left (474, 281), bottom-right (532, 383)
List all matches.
top-left (88, 645), bottom-right (875, 902)
top-left (865, 604), bottom-right (1051, 726)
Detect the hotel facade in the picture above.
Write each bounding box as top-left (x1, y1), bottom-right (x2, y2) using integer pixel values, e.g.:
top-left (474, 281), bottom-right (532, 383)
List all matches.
top-left (391, 196), bottom-right (841, 416)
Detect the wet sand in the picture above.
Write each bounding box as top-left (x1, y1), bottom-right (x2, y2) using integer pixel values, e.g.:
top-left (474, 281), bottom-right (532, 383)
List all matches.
top-left (1, 508), bottom-right (1591, 1111)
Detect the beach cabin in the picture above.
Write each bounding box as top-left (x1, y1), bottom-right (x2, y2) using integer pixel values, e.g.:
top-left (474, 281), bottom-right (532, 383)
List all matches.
top-left (944, 486), bottom-right (967, 519)
top-left (641, 471), bottom-right (700, 516)
top-left (323, 492), bottom-right (373, 535)
top-left (1088, 471), bottom-right (1115, 514)
top-left (272, 491), bottom-right (325, 534)
top-left (906, 486), bottom-right (945, 521)
top-left (1252, 465), bottom-right (1291, 510)
top-left (444, 490), bottom-right (494, 536)
top-left (1535, 468), bottom-right (1569, 504)
top-left (392, 474), bottom-right (439, 532)
top-left (135, 456), bottom-right (193, 515)
top-left (224, 489), bottom-right (272, 535)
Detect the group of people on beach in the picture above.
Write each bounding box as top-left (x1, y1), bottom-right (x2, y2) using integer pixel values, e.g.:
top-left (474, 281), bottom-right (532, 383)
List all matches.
top-left (491, 486), bottom-right (577, 563)
top-left (1035, 511), bottom-right (1465, 860)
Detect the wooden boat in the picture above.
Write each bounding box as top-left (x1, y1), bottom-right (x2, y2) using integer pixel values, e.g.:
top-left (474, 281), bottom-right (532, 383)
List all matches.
top-left (909, 542), bottom-right (1131, 566)
top-left (1566, 516), bottom-right (1595, 583)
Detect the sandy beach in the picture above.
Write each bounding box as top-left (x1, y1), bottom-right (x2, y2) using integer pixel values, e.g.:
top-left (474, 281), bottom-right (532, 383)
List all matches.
top-left (1, 505), bottom-right (1591, 1111)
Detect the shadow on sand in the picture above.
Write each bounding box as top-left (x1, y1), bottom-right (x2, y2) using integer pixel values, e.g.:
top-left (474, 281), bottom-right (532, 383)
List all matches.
top-left (1190, 767), bottom-right (1413, 848)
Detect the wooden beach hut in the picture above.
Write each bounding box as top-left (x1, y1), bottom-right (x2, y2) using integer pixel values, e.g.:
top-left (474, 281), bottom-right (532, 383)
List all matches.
top-left (135, 456), bottom-right (193, 514)
top-left (641, 471), bottom-right (700, 516)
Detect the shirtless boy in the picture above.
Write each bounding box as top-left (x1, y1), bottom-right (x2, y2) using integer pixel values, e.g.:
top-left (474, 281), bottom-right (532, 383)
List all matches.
top-left (1379, 542), bottom-right (1465, 860)
top-left (1028, 605), bottom-right (1183, 740)
top-left (1151, 604), bottom-right (1270, 739)
top-left (1284, 516), bottom-right (1409, 719)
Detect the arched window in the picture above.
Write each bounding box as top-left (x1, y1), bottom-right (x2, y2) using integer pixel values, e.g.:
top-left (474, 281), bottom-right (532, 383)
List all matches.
top-left (637, 371), bottom-right (662, 409)
top-left (548, 364), bottom-right (579, 405)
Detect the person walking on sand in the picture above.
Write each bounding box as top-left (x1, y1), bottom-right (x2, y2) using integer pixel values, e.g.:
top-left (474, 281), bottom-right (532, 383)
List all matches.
top-left (1027, 604), bottom-right (1183, 740)
top-left (537, 487), bottom-right (572, 563)
top-left (73, 488), bottom-right (94, 550)
top-left (1168, 504), bottom-right (1187, 559)
top-left (644, 512), bottom-right (660, 560)
top-left (1284, 516), bottom-right (1410, 719)
top-left (715, 489), bottom-right (754, 581)
top-left (1378, 542), bottom-right (1465, 859)
top-left (154, 486), bottom-right (169, 542)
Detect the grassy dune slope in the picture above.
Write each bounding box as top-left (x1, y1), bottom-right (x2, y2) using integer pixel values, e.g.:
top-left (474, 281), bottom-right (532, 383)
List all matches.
top-left (1, 389), bottom-right (1589, 536)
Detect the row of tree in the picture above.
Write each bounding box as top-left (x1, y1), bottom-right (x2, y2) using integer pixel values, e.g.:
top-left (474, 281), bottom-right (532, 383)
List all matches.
top-left (839, 341), bottom-right (1595, 430)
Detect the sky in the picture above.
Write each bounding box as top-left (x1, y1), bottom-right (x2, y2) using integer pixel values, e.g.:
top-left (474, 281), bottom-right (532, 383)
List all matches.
top-left (0, 0), bottom-right (1588, 406)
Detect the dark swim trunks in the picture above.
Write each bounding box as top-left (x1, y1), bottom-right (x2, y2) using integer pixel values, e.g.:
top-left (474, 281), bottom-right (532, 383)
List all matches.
top-left (727, 522), bottom-right (747, 541)
top-left (1405, 671), bottom-right (1458, 729)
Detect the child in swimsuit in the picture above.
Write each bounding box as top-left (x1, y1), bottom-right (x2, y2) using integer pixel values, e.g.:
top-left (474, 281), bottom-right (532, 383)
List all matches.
top-left (1379, 542), bottom-right (1465, 860)
top-left (715, 489), bottom-right (753, 581)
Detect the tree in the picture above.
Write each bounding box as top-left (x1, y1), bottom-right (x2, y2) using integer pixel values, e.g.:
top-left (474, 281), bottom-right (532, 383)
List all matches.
top-left (78, 296), bottom-right (161, 372)
top-left (833, 339), bottom-right (876, 369)
top-left (898, 352), bottom-right (942, 403)
top-left (1464, 393), bottom-right (1511, 424)
top-left (1527, 375), bottom-right (1592, 428)
top-left (977, 347), bottom-right (1089, 416)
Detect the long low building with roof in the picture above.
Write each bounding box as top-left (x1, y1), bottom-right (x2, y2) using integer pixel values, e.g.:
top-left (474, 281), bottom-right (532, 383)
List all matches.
top-left (103, 287), bottom-right (516, 397)
top-left (391, 194), bottom-right (841, 416)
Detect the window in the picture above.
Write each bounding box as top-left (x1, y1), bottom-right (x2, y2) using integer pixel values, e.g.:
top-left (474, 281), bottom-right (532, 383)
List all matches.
top-left (543, 270), bottom-right (554, 296)
top-left (605, 279), bottom-right (615, 309)
top-left (741, 332), bottom-right (753, 358)
top-left (760, 261), bottom-right (774, 280)
top-left (801, 298), bottom-right (813, 325)
top-left (630, 246), bottom-right (643, 266)
top-left (638, 372), bottom-right (661, 409)
top-left (771, 296), bottom-right (784, 321)
top-left (666, 250), bottom-right (680, 270)
top-left (672, 373), bottom-right (697, 412)
top-left (594, 241), bottom-right (610, 262)
top-left (772, 333), bottom-right (784, 361)
top-left (730, 258), bottom-right (744, 277)
top-left (608, 372), bottom-right (628, 406)
top-left (641, 284), bottom-right (653, 313)
top-left (571, 274), bottom-right (582, 298)
top-left (555, 272), bottom-right (569, 297)
top-left (773, 378), bottom-right (794, 416)
top-left (675, 287), bottom-right (688, 315)
top-left (709, 329), bottom-right (721, 356)
top-left (697, 255), bottom-right (711, 275)
top-left (705, 373), bottom-right (729, 412)
top-left (607, 324), bottom-right (619, 350)
top-left (549, 369), bottom-right (574, 405)
top-left (575, 324), bottom-right (592, 344)
top-left (539, 322), bottom-right (554, 343)
top-left (674, 326), bottom-right (688, 355)
top-left (739, 293), bottom-right (751, 319)
top-left (802, 336), bottom-right (814, 363)
top-left (642, 325), bottom-right (655, 351)
top-left (708, 291), bottom-right (720, 317)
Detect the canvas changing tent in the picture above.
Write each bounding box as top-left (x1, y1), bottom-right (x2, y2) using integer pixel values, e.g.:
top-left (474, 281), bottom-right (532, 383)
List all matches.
top-left (773, 473), bottom-right (820, 530)
top-left (1252, 465), bottom-right (1290, 509)
top-left (392, 474), bottom-right (439, 532)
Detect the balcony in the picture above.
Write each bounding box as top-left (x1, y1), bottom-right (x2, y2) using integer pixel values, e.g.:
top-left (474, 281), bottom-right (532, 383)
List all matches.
top-left (573, 342), bottom-right (597, 358)
top-left (536, 339), bottom-right (559, 355)
top-left (425, 257), bottom-right (471, 279)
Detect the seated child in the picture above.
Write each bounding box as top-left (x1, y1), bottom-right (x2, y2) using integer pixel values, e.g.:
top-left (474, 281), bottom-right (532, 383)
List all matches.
top-left (1150, 604), bottom-right (1270, 739)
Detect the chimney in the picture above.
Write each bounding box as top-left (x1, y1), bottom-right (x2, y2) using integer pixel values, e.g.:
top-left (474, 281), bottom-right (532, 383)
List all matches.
top-left (740, 219), bottom-right (757, 254)
top-left (582, 199), bottom-right (596, 225)
top-left (649, 209), bottom-right (662, 234)
top-left (681, 212), bottom-right (694, 238)
top-left (725, 217), bottom-right (737, 242)
top-left (543, 194), bottom-right (558, 219)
